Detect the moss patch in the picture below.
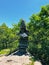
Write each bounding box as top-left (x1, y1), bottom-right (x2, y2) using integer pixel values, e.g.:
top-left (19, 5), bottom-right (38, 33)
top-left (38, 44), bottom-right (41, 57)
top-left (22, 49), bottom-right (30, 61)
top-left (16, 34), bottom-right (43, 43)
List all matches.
top-left (0, 49), bottom-right (10, 55)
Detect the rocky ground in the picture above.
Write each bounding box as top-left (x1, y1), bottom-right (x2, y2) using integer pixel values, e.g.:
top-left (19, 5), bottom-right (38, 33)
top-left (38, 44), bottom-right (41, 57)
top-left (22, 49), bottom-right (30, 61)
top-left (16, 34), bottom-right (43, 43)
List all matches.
top-left (0, 51), bottom-right (42, 65)
top-left (0, 55), bottom-right (31, 65)
top-left (0, 56), bottom-right (42, 65)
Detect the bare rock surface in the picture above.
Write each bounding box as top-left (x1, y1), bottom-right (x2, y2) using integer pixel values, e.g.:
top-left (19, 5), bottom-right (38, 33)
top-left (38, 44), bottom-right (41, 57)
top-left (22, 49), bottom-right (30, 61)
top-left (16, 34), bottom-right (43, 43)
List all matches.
top-left (0, 51), bottom-right (42, 65)
top-left (34, 61), bottom-right (42, 65)
top-left (0, 55), bottom-right (31, 65)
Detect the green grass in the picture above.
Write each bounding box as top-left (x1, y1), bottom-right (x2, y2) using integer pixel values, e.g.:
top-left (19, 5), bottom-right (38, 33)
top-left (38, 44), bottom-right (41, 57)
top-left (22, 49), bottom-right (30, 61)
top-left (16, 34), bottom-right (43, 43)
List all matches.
top-left (0, 49), bottom-right (10, 55)
top-left (28, 57), bottom-right (35, 65)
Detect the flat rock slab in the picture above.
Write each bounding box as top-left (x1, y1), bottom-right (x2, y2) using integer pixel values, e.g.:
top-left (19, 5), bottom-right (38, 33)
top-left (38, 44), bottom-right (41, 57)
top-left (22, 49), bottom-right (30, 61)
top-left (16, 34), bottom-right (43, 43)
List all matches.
top-left (0, 55), bottom-right (31, 65)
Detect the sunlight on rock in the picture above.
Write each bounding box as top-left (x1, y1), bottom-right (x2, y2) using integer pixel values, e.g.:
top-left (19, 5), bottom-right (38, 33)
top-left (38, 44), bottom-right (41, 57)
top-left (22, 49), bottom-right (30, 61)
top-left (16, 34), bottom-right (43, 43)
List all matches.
top-left (34, 61), bottom-right (42, 65)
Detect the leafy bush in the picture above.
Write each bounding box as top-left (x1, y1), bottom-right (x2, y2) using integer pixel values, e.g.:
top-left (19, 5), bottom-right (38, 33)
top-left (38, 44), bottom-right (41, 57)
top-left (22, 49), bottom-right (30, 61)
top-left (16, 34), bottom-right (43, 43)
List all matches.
top-left (28, 5), bottom-right (49, 65)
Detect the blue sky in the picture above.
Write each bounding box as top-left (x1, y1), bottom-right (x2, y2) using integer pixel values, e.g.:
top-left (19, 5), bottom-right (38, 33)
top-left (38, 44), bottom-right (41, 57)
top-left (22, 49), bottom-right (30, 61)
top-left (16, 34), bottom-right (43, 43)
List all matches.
top-left (0, 0), bottom-right (49, 27)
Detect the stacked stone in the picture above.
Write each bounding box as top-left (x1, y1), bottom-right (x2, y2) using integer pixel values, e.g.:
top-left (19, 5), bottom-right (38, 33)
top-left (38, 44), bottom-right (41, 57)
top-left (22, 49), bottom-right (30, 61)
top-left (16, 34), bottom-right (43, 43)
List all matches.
top-left (19, 20), bottom-right (29, 53)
